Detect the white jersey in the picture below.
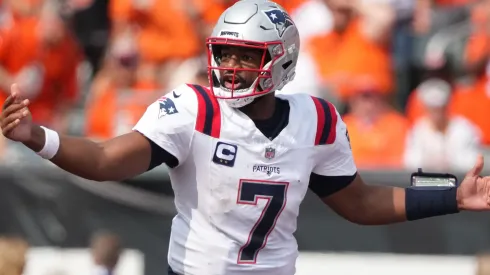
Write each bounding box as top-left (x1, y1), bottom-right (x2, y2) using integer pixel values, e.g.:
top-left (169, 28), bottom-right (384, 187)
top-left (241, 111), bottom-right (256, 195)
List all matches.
top-left (133, 84), bottom-right (356, 275)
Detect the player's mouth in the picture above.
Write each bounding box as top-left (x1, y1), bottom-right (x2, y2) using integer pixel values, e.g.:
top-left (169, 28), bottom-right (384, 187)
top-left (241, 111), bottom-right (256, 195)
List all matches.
top-left (223, 75), bottom-right (244, 90)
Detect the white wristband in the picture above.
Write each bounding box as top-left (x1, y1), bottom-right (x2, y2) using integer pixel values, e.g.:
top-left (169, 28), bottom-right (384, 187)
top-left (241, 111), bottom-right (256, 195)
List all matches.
top-left (37, 126), bottom-right (60, 160)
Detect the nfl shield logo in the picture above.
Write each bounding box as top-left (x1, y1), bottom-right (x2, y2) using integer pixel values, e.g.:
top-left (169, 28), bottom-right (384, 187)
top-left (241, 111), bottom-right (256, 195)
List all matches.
top-left (264, 147), bottom-right (275, 159)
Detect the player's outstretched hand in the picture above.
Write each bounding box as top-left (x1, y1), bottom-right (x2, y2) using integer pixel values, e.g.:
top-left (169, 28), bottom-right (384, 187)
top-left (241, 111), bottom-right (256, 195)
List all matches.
top-left (0, 84), bottom-right (32, 142)
top-left (456, 155), bottom-right (490, 211)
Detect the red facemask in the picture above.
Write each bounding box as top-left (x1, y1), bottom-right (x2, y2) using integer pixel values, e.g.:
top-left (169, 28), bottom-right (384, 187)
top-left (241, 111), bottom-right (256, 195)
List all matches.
top-left (206, 37), bottom-right (285, 100)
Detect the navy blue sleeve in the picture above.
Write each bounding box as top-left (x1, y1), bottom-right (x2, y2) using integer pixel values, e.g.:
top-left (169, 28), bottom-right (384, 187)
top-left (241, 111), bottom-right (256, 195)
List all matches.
top-left (308, 172), bottom-right (357, 198)
top-left (146, 137), bottom-right (179, 170)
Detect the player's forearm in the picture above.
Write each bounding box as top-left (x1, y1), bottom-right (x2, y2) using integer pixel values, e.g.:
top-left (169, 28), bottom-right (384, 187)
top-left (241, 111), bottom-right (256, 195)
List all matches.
top-left (25, 126), bottom-right (152, 181)
top-left (357, 184), bottom-right (460, 225)
top-left (23, 125), bottom-right (110, 181)
top-left (325, 174), bottom-right (459, 225)
top-left (357, 185), bottom-right (407, 225)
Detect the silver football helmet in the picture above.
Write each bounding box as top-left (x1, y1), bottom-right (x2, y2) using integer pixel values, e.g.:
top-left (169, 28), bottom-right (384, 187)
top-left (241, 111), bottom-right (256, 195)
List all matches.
top-left (206, 0), bottom-right (300, 108)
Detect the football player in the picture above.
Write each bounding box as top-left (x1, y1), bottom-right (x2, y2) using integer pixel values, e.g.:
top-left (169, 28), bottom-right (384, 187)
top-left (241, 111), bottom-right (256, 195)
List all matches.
top-left (1, 1), bottom-right (490, 275)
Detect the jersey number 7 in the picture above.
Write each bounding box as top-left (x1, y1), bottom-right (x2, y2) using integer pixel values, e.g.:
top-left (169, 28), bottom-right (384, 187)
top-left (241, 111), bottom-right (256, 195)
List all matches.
top-left (237, 179), bottom-right (289, 264)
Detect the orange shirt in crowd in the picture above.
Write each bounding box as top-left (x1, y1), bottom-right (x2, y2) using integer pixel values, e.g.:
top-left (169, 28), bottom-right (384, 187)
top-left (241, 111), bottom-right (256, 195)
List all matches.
top-left (405, 89), bottom-right (426, 125)
top-left (192, 0), bottom-right (234, 25)
top-left (307, 19), bottom-right (393, 99)
top-left (0, 17), bottom-right (81, 125)
top-left (343, 111), bottom-right (409, 169)
top-left (86, 80), bottom-right (159, 140)
top-left (405, 83), bottom-right (490, 145)
top-left (110, 0), bottom-right (200, 63)
top-left (451, 81), bottom-right (490, 145)
top-left (451, 16), bottom-right (490, 144)
top-left (407, 5), bottom-right (490, 143)
top-left (405, 84), bottom-right (471, 125)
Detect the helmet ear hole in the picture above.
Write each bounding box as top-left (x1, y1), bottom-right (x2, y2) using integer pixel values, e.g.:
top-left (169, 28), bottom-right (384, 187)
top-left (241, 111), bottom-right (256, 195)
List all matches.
top-left (282, 60), bottom-right (292, 70)
top-left (256, 50), bottom-right (273, 91)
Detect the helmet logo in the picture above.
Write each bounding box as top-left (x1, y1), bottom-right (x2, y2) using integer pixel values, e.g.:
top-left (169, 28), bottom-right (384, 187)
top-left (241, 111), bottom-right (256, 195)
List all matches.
top-left (263, 9), bottom-right (294, 38)
top-left (219, 30), bottom-right (240, 38)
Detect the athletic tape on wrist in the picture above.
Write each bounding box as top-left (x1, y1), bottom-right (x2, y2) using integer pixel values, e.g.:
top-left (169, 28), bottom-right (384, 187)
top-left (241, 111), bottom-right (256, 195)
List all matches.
top-left (37, 126), bottom-right (60, 160)
top-left (405, 187), bottom-right (459, 221)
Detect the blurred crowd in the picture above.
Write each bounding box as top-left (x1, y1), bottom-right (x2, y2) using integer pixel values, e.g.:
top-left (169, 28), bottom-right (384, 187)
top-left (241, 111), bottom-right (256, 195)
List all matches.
top-left (0, 0), bottom-right (489, 172)
top-left (0, 231), bottom-right (122, 275)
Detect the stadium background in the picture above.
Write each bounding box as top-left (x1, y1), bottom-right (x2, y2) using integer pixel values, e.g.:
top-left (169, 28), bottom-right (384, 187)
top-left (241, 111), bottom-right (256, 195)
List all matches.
top-left (1, 0), bottom-right (490, 274)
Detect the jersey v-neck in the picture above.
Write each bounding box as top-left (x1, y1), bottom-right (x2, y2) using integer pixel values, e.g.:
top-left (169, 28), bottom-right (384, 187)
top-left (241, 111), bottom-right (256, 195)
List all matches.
top-left (148, 96), bottom-right (290, 170)
top-left (250, 97), bottom-right (290, 141)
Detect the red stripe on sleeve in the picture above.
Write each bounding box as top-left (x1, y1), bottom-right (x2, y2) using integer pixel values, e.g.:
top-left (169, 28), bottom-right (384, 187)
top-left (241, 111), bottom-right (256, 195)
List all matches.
top-left (311, 96), bottom-right (326, 145)
top-left (203, 86), bottom-right (221, 138)
top-left (326, 101), bottom-right (338, 144)
top-left (187, 84), bottom-right (207, 132)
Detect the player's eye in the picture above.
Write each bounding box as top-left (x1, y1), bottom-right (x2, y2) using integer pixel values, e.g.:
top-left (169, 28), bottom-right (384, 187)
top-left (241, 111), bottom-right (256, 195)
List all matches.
top-left (221, 53), bottom-right (231, 60)
top-left (241, 55), bottom-right (253, 62)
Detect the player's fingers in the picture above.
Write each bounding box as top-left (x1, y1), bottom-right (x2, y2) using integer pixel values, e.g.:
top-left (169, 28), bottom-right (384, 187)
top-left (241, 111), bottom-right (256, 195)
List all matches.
top-left (2, 118), bottom-right (21, 135)
top-left (4, 100), bottom-right (28, 114)
top-left (2, 94), bottom-right (15, 111)
top-left (1, 109), bottom-right (28, 128)
top-left (467, 154), bottom-right (484, 177)
top-left (0, 101), bottom-right (29, 121)
top-left (2, 83), bottom-right (22, 110)
top-left (0, 103), bottom-right (22, 122)
top-left (10, 83), bottom-right (20, 98)
top-left (1, 111), bottom-right (27, 130)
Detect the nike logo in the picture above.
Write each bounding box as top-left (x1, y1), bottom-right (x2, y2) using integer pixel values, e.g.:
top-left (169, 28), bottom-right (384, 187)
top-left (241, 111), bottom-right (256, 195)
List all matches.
top-left (173, 91), bottom-right (181, 98)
